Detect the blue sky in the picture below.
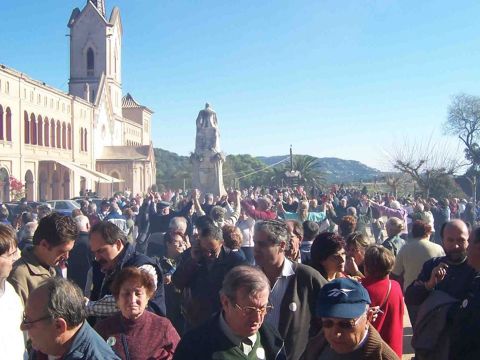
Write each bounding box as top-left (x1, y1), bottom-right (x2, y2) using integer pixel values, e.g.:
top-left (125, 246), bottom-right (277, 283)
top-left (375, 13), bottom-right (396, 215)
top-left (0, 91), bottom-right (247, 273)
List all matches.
top-left (1, 0), bottom-right (478, 170)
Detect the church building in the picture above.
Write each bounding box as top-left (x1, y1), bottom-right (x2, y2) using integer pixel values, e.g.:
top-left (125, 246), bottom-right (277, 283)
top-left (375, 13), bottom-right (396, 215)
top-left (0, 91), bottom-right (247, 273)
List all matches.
top-left (0, 0), bottom-right (156, 201)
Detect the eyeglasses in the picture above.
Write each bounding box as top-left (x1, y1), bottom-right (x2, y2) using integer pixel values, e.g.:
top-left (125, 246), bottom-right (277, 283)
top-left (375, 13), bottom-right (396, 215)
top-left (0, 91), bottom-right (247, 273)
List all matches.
top-left (21, 313), bottom-right (52, 328)
top-left (321, 314), bottom-right (365, 330)
top-left (234, 303), bottom-right (273, 317)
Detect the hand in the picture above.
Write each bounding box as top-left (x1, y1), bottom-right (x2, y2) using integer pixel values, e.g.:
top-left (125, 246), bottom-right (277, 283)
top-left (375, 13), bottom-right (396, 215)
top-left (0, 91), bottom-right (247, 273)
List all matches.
top-left (164, 274), bottom-right (172, 285)
top-left (345, 256), bottom-right (360, 276)
top-left (425, 262), bottom-right (448, 290)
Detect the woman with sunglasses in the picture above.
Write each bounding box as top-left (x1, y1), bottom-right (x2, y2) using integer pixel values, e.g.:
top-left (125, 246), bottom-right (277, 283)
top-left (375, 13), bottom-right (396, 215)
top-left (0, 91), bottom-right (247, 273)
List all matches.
top-left (0, 223), bottom-right (26, 359)
top-left (303, 278), bottom-right (399, 360)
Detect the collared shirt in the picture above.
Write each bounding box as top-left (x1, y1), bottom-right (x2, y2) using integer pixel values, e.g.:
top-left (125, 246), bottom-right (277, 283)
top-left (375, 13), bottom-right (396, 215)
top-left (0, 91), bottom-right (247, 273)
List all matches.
top-left (219, 312), bottom-right (257, 355)
top-left (265, 258), bottom-right (295, 330)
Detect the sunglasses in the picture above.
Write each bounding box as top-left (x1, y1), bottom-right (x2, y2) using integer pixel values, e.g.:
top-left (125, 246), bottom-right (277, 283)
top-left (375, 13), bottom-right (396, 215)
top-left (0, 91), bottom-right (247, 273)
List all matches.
top-left (321, 314), bottom-right (364, 330)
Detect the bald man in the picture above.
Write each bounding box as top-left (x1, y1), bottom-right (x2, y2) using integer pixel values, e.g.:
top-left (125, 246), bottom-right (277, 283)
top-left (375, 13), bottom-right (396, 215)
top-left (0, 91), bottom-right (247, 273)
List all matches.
top-left (405, 219), bottom-right (477, 321)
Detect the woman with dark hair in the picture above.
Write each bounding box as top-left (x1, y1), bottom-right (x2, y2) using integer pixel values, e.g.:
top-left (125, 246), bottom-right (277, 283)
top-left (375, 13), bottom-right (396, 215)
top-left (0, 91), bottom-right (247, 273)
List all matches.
top-left (95, 267), bottom-right (180, 359)
top-left (310, 232), bottom-right (346, 281)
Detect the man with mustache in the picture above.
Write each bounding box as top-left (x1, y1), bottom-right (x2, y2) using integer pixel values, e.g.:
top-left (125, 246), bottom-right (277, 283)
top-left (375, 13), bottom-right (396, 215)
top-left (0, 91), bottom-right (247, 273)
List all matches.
top-left (405, 219), bottom-right (476, 323)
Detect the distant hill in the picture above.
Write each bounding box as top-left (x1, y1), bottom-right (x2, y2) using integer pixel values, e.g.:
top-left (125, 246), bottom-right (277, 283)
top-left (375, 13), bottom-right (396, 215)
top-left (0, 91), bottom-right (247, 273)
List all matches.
top-left (256, 155), bottom-right (382, 183)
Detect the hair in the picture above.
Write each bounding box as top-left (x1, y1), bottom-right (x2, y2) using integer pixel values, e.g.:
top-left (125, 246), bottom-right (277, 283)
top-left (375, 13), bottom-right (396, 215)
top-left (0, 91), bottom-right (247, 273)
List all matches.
top-left (346, 207), bottom-right (357, 217)
top-left (90, 221), bottom-right (127, 245)
top-left (88, 203), bottom-right (97, 213)
top-left (0, 205), bottom-right (9, 220)
top-left (23, 221), bottom-right (38, 239)
top-left (386, 217), bottom-right (404, 236)
top-left (310, 232), bottom-right (345, 275)
top-left (169, 216), bottom-right (187, 234)
top-left (74, 215), bottom-right (89, 232)
top-left (195, 215), bottom-right (215, 232)
top-left (33, 213), bottom-right (78, 246)
top-left (0, 223), bottom-right (17, 256)
top-left (257, 198), bottom-right (271, 211)
top-left (123, 208), bottom-right (134, 220)
top-left (37, 277), bottom-right (86, 329)
top-left (339, 215), bottom-right (357, 236)
top-left (37, 205), bottom-right (52, 219)
top-left (22, 212), bottom-right (34, 225)
top-left (111, 267), bottom-right (156, 299)
top-left (220, 265), bottom-right (270, 301)
top-left (199, 224), bottom-right (224, 242)
top-left (286, 220), bottom-right (304, 240)
top-left (210, 206), bottom-right (227, 223)
top-left (222, 225), bottom-right (242, 250)
top-left (346, 232), bottom-right (369, 250)
top-left (390, 200), bottom-right (401, 210)
top-left (297, 200), bottom-right (310, 222)
top-left (303, 221), bottom-right (320, 241)
top-left (71, 209), bottom-right (83, 218)
top-left (364, 245), bottom-right (395, 279)
top-left (254, 220), bottom-right (290, 250)
top-left (411, 220), bottom-right (432, 238)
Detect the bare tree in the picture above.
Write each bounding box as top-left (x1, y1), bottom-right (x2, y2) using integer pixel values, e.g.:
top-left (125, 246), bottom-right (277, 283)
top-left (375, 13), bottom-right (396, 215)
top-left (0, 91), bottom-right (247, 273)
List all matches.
top-left (445, 93), bottom-right (480, 202)
top-left (386, 137), bottom-right (462, 198)
top-left (383, 174), bottom-right (408, 198)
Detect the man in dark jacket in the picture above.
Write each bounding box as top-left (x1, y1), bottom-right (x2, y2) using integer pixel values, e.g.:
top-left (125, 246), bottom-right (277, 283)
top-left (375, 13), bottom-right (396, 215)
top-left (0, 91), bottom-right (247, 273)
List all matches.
top-left (173, 224), bottom-right (246, 329)
top-left (67, 215), bottom-right (92, 293)
top-left (254, 219), bottom-right (327, 360)
top-left (87, 221), bottom-right (166, 320)
top-left (174, 265), bottom-right (286, 360)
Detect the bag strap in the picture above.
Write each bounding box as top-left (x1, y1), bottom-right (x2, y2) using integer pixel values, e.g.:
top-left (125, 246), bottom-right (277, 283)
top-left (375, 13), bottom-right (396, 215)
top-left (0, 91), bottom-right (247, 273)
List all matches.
top-left (379, 280), bottom-right (392, 309)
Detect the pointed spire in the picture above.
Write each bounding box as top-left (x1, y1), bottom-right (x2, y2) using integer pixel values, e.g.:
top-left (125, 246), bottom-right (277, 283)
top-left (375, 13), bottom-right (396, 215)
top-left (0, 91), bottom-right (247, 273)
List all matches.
top-left (89, 0), bottom-right (106, 17)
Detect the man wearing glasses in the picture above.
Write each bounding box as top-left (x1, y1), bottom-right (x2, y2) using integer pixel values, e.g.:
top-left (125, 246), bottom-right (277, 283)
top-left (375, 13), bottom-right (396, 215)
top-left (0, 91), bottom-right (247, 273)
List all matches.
top-left (174, 265), bottom-right (286, 360)
top-left (22, 277), bottom-right (119, 359)
top-left (303, 278), bottom-right (399, 360)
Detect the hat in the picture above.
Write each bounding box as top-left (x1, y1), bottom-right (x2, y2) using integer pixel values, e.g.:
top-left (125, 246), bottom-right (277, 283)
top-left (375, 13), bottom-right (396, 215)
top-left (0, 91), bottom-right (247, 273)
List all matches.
top-left (316, 278), bottom-right (370, 319)
top-left (157, 201), bottom-right (171, 209)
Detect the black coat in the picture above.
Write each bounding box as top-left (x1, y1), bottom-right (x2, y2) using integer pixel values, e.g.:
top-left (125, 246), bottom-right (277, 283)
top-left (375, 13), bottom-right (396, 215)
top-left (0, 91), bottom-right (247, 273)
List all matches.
top-left (173, 313), bottom-right (286, 360)
top-left (68, 231), bottom-right (92, 293)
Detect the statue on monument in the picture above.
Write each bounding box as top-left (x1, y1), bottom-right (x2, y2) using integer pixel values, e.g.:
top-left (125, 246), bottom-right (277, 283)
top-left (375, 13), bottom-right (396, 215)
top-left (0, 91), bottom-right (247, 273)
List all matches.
top-left (191, 103), bottom-right (226, 196)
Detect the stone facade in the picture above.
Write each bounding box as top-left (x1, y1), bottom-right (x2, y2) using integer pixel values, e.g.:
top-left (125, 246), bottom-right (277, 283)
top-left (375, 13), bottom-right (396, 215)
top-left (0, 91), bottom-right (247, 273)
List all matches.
top-left (0, 1), bottom-right (156, 201)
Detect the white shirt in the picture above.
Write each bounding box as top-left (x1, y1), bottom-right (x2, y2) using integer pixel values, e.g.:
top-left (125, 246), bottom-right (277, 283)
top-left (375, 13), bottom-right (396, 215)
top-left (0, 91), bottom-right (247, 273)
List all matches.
top-left (265, 258), bottom-right (295, 330)
top-left (0, 279), bottom-right (27, 359)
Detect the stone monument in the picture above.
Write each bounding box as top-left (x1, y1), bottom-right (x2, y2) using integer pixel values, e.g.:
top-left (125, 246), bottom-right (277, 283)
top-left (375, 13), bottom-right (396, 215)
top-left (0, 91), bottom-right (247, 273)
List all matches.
top-left (191, 103), bottom-right (226, 196)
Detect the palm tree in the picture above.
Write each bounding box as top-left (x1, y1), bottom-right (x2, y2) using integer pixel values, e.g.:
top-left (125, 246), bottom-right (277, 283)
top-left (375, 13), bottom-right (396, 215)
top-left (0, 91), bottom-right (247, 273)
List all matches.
top-left (292, 155), bottom-right (327, 190)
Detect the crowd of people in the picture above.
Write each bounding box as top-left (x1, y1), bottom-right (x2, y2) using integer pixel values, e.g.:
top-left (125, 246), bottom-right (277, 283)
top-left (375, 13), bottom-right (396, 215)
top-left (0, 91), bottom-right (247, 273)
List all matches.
top-left (1, 185), bottom-right (480, 359)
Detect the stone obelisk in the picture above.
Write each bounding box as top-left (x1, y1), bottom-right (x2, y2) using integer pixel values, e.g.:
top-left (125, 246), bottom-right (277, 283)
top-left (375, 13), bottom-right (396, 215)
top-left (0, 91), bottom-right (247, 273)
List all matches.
top-left (191, 103), bottom-right (226, 196)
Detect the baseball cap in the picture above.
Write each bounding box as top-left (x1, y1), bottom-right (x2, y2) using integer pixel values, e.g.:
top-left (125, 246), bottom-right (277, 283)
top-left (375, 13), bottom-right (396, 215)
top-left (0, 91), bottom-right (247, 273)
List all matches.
top-left (316, 278), bottom-right (371, 319)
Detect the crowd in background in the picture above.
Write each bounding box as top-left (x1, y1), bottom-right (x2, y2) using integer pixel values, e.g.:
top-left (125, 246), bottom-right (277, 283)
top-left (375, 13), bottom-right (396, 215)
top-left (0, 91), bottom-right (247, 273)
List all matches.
top-left (1, 184), bottom-right (480, 359)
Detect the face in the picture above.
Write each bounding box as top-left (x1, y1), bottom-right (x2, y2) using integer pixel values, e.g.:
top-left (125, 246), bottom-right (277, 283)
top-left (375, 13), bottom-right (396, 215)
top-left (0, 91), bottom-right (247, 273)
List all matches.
top-left (221, 288), bottom-right (270, 338)
top-left (21, 289), bottom-right (58, 355)
top-left (346, 244), bottom-right (365, 266)
top-left (40, 240), bottom-right (75, 267)
top-left (90, 232), bottom-right (123, 272)
top-left (253, 230), bottom-right (284, 267)
top-left (322, 313), bottom-right (368, 354)
top-left (320, 248), bottom-right (346, 275)
top-left (117, 279), bottom-right (150, 320)
top-left (286, 223), bottom-right (301, 259)
top-left (0, 245), bottom-right (18, 279)
top-left (167, 234), bottom-right (186, 257)
top-left (160, 207), bottom-right (170, 215)
top-left (467, 233), bottom-right (480, 271)
top-left (442, 222), bottom-right (469, 263)
top-left (199, 237), bottom-right (222, 263)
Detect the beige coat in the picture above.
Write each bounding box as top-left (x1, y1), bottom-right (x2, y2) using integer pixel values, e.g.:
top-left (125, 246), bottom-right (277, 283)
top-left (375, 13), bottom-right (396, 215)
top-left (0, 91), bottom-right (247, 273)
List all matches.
top-left (8, 247), bottom-right (56, 306)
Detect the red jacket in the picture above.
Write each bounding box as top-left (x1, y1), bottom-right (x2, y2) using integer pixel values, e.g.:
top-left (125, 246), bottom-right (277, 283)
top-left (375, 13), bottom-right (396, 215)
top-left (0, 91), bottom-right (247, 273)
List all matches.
top-left (241, 199), bottom-right (277, 220)
top-left (362, 276), bottom-right (404, 358)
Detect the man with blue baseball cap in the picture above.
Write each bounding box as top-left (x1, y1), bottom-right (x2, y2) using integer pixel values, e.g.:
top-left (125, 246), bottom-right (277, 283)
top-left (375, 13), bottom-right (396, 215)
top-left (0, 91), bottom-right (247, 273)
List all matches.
top-left (302, 278), bottom-right (399, 360)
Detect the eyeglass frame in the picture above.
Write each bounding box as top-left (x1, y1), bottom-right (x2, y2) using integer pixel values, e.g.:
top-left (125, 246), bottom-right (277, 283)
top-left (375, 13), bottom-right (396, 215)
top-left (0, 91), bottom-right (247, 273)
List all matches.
top-left (321, 313), bottom-right (366, 330)
top-left (234, 303), bottom-right (274, 317)
top-left (21, 313), bottom-right (52, 328)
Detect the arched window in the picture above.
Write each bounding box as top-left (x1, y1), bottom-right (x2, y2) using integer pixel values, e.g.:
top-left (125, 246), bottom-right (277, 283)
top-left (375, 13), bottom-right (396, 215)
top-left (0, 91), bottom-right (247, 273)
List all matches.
top-left (67, 124), bottom-right (72, 150)
top-left (38, 115), bottom-right (43, 146)
top-left (30, 113), bottom-right (37, 145)
top-left (87, 48), bottom-right (94, 76)
top-left (0, 105), bottom-right (3, 141)
top-left (56, 120), bottom-right (61, 148)
top-left (24, 111), bottom-right (30, 144)
top-left (50, 119), bottom-right (55, 147)
top-left (62, 122), bottom-right (66, 149)
top-left (84, 129), bottom-right (88, 152)
top-left (5, 108), bottom-right (11, 141)
top-left (44, 118), bottom-right (49, 147)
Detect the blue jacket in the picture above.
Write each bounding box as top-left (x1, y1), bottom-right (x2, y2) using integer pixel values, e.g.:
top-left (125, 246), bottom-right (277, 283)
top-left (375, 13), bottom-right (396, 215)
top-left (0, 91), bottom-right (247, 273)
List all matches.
top-left (31, 322), bottom-right (119, 360)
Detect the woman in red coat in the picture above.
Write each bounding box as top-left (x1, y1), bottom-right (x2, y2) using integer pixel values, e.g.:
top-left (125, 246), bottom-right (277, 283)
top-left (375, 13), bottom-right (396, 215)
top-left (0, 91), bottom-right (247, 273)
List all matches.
top-left (362, 244), bottom-right (404, 358)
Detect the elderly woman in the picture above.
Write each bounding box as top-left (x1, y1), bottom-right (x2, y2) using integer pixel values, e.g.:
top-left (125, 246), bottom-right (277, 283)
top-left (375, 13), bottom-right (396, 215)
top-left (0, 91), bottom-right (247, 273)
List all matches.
top-left (278, 200), bottom-right (327, 223)
top-left (382, 217), bottom-right (406, 256)
top-left (345, 232), bottom-right (370, 279)
top-left (95, 267), bottom-right (180, 360)
top-left (362, 245), bottom-right (404, 358)
top-left (310, 232), bottom-right (346, 281)
top-left (303, 278), bottom-right (399, 360)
